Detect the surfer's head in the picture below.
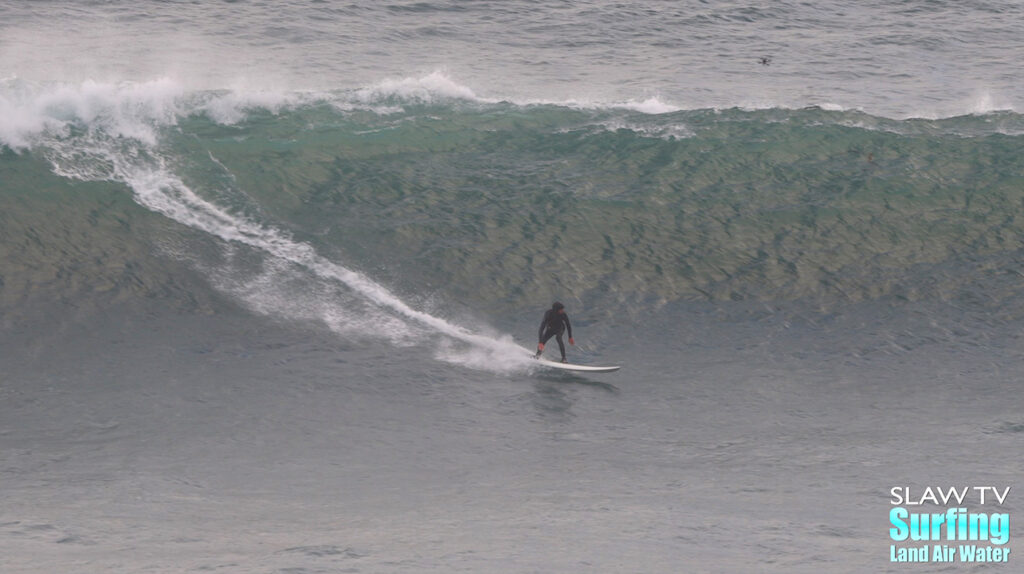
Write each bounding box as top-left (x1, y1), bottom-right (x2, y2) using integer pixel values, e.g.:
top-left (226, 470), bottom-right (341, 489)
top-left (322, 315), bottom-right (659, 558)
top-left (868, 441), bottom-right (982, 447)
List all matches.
top-left (552, 301), bottom-right (565, 312)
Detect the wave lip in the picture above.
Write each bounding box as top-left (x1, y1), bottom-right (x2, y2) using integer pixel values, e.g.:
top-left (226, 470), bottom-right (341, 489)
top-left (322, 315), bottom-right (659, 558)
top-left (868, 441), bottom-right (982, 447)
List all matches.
top-left (352, 70), bottom-right (496, 105)
top-left (344, 71), bottom-right (688, 116)
top-left (7, 73), bottom-right (1021, 150)
top-left (0, 77), bottom-right (184, 151)
top-left (614, 97), bottom-right (681, 115)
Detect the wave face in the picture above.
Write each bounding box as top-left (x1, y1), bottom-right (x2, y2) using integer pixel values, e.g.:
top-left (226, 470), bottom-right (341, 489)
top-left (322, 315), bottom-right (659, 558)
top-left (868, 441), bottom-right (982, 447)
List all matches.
top-left (3, 78), bottom-right (1024, 334)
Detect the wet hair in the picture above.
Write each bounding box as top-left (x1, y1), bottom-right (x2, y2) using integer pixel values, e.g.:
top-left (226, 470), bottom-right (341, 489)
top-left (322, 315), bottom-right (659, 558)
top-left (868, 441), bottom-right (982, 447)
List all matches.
top-left (552, 301), bottom-right (564, 311)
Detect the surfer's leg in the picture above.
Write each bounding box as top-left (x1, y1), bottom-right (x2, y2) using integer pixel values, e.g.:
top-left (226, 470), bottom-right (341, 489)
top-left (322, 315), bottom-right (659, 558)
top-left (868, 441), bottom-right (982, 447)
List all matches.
top-left (537, 328), bottom-right (555, 357)
top-left (554, 331), bottom-right (566, 361)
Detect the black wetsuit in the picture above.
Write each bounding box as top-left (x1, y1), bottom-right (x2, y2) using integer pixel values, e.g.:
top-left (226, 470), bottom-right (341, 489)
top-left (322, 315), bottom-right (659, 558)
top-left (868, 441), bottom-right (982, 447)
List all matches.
top-left (537, 308), bottom-right (573, 360)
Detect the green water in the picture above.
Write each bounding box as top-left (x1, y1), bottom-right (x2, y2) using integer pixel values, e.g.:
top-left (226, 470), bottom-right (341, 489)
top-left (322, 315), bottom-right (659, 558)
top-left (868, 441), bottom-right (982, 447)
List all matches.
top-left (4, 103), bottom-right (1024, 321)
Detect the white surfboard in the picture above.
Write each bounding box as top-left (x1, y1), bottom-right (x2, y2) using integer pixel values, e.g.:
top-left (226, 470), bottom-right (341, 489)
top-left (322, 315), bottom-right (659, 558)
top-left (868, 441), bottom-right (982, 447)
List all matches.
top-left (530, 352), bottom-right (621, 373)
top-left (536, 354), bottom-right (614, 372)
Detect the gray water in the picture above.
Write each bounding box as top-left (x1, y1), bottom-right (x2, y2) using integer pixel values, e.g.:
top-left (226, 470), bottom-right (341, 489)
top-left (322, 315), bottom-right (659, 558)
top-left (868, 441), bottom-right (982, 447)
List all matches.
top-left (3, 299), bottom-right (1021, 572)
top-left (2, 0), bottom-right (1022, 118)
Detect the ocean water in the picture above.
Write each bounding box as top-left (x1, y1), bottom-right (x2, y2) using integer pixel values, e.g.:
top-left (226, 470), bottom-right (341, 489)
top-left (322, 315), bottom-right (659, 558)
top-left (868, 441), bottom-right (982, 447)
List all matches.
top-left (2, 1), bottom-right (1023, 572)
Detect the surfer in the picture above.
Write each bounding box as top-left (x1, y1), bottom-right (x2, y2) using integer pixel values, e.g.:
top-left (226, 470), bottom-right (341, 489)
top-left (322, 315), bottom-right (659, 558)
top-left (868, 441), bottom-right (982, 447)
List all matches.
top-left (535, 301), bottom-right (574, 362)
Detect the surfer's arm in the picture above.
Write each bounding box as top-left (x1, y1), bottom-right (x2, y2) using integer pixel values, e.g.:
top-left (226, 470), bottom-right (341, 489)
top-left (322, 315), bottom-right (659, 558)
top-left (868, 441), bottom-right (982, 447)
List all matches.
top-left (564, 314), bottom-right (573, 341)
